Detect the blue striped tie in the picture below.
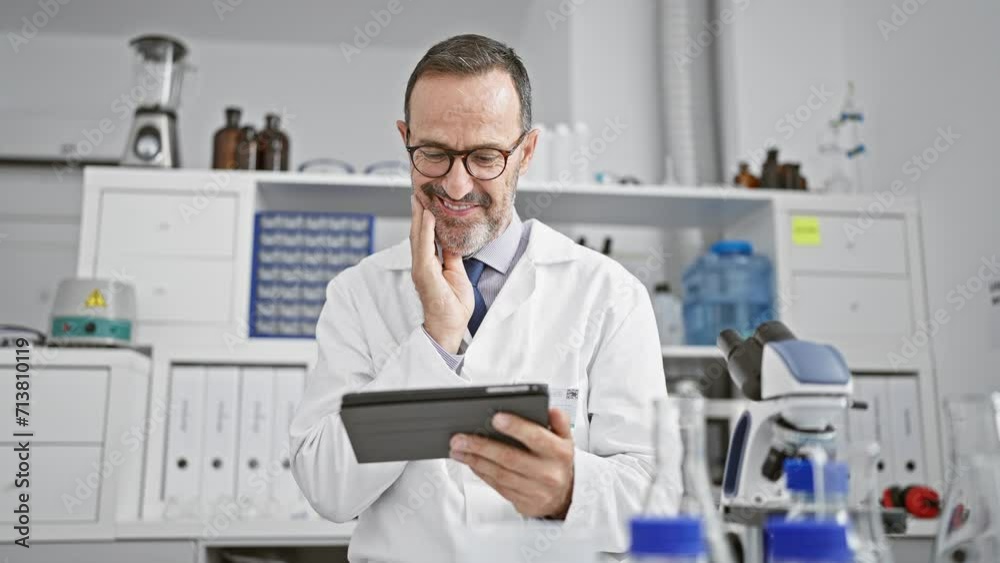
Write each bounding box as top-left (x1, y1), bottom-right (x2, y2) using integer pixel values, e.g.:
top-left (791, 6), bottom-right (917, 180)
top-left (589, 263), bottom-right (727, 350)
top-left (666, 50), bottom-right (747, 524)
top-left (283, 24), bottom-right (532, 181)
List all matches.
top-left (464, 258), bottom-right (488, 337)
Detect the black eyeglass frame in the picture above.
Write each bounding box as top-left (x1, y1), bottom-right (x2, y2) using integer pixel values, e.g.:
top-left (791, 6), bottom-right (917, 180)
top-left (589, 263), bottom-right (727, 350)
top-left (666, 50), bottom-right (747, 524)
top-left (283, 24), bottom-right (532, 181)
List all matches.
top-left (405, 130), bottom-right (530, 181)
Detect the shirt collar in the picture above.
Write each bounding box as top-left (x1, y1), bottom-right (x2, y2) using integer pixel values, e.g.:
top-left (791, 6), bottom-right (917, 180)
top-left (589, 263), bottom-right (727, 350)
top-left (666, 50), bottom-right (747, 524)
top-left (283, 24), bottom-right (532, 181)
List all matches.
top-left (469, 210), bottom-right (523, 275)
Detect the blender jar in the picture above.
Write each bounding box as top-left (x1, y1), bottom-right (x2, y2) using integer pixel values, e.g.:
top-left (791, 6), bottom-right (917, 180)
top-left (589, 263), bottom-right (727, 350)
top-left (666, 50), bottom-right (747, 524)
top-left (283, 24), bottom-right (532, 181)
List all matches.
top-left (129, 35), bottom-right (188, 111)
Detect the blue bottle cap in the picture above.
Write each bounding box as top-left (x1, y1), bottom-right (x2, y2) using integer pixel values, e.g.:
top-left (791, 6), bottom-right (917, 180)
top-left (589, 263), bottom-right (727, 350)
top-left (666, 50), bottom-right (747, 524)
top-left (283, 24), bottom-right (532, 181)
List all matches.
top-left (710, 240), bottom-right (753, 256)
top-left (630, 516), bottom-right (705, 556)
top-left (784, 459), bottom-right (850, 495)
top-left (767, 519), bottom-right (854, 562)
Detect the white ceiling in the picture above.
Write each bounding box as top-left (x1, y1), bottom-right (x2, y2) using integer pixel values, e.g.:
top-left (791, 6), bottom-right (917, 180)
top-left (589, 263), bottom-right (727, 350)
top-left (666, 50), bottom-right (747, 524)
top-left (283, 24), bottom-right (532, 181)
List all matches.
top-left (0, 0), bottom-right (537, 48)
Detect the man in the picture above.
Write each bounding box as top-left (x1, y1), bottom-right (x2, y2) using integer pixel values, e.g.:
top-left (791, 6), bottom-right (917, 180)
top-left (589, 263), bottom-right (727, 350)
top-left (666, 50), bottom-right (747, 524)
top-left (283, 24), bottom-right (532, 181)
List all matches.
top-left (290, 34), bottom-right (678, 562)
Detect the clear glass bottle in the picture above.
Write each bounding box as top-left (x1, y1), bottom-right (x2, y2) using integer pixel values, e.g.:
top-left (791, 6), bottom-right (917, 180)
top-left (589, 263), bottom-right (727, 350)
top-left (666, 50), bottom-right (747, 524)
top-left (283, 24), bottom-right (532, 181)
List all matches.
top-left (935, 394), bottom-right (1000, 563)
top-left (963, 453), bottom-right (1000, 562)
top-left (639, 389), bottom-right (736, 563)
top-left (852, 443), bottom-right (895, 563)
top-left (654, 282), bottom-right (684, 346)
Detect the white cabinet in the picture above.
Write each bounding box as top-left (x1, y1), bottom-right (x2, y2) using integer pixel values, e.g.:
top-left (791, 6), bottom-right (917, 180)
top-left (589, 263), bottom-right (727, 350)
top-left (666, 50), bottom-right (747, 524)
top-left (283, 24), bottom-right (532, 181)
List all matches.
top-left (786, 214), bottom-right (909, 276)
top-left (787, 275), bottom-right (913, 344)
top-left (97, 191), bottom-right (238, 258)
top-left (0, 349), bottom-right (150, 542)
top-left (0, 368), bottom-right (108, 442)
top-left (94, 255), bottom-right (234, 324)
top-left (0, 444), bottom-right (104, 523)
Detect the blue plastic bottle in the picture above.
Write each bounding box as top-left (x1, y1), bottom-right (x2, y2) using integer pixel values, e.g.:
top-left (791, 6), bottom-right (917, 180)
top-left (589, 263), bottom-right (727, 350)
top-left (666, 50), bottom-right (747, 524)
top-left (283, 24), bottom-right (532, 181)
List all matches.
top-left (767, 519), bottom-right (855, 563)
top-left (783, 459), bottom-right (851, 524)
top-left (630, 517), bottom-right (707, 563)
top-left (682, 240), bottom-right (774, 345)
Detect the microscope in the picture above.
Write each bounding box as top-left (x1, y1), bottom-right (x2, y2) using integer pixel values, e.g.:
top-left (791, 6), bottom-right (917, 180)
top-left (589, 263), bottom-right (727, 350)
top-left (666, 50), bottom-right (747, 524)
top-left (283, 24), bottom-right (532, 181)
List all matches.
top-left (716, 321), bottom-right (853, 561)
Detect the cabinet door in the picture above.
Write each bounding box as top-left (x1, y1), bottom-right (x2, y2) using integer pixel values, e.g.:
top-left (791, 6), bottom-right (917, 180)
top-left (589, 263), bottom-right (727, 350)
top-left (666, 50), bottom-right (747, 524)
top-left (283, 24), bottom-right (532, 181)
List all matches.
top-left (786, 213), bottom-right (909, 275)
top-left (0, 444), bottom-right (103, 523)
top-left (98, 190), bottom-right (237, 258)
top-left (95, 254), bottom-right (234, 324)
top-left (0, 368), bottom-right (108, 442)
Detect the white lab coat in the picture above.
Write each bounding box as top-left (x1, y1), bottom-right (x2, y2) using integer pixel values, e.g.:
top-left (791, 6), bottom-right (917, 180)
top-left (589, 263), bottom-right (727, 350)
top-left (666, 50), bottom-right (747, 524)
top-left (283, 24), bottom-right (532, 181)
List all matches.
top-left (290, 219), bottom-right (678, 563)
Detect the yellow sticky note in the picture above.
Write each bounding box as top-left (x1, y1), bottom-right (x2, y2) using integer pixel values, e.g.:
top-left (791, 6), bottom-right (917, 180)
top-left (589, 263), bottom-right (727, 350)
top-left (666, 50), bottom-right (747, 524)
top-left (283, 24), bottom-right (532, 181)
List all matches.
top-left (791, 216), bottom-right (822, 246)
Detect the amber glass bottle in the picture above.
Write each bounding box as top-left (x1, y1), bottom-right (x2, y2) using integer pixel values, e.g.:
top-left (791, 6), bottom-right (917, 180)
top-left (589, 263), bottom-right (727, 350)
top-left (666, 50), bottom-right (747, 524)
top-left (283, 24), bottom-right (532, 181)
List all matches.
top-left (256, 113), bottom-right (290, 171)
top-left (212, 107), bottom-right (241, 169)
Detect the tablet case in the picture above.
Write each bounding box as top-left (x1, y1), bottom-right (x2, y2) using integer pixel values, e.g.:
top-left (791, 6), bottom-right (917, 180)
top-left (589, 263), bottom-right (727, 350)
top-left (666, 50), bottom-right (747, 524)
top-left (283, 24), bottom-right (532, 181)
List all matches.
top-left (341, 384), bottom-right (550, 463)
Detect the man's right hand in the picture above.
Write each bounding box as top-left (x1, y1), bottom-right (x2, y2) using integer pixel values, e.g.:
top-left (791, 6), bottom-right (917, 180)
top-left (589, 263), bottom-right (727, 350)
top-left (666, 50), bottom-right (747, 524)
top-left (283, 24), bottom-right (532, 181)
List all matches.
top-left (410, 195), bottom-right (475, 354)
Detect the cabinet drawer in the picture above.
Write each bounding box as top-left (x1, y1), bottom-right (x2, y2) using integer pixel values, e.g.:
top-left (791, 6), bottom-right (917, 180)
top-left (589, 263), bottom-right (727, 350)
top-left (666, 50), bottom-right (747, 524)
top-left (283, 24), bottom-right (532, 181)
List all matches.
top-left (0, 368), bottom-right (107, 442)
top-left (95, 255), bottom-right (234, 324)
top-left (785, 275), bottom-right (913, 339)
top-left (787, 214), bottom-right (908, 275)
top-left (98, 191), bottom-right (237, 257)
top-left (0, 444), bottom-right (103, 523)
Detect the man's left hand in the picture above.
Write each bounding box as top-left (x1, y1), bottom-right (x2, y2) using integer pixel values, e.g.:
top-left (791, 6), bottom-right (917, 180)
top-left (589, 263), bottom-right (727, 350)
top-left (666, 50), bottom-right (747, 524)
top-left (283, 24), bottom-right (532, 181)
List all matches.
top-left (450, 408), bottom-right (575, 519)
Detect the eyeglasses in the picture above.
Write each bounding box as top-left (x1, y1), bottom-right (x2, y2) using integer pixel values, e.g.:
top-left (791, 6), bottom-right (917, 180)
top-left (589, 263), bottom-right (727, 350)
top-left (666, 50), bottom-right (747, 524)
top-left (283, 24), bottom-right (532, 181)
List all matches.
top-left (405, 131), bottom-right (528, 181)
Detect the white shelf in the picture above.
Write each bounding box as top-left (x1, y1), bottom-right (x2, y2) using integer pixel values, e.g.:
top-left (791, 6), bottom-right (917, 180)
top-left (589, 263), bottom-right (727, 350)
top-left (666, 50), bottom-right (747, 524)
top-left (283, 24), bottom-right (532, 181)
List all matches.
top-left (662, 345), bottom-right (723, 358)
top-left (115, 519), bottom-right (355, 543)
top-left (899, 518), bottom-right (938, 538)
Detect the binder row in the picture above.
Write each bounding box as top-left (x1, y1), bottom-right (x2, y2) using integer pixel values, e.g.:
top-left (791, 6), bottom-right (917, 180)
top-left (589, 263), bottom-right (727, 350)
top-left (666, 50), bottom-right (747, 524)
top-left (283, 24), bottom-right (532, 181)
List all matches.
top-left (163, 365), bottom-right (316, 521)
top-left (847, 375), bottom-right (927, 493)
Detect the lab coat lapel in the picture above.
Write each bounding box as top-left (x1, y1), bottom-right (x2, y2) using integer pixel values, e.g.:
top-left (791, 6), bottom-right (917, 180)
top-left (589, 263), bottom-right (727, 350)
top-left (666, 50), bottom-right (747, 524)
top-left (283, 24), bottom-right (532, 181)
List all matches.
top-left (474, 256), bottom-right (537, 338)
top-left (471, 221), bottom-right (581, 340)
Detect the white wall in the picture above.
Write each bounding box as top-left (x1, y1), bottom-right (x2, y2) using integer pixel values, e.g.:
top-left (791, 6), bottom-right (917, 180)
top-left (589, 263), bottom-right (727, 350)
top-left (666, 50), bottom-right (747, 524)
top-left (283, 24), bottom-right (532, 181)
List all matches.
top-left (839, 0), bottom-right (1000, 397)
top-left (0, 3), bottom-right (663, 329)
top-left (720, 0), bottom-right (1000, 395)
top-left (718, 0), bottom-right (849, 184)
top-left (565, 0), bottom-right (664, 184)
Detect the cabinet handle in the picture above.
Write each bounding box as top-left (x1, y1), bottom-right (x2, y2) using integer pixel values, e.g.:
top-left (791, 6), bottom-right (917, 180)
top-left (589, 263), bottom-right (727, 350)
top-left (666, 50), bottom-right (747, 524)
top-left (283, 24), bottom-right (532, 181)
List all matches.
top-left (153, 286), bottom-right (167, 296)
top-left (849, 301), bottom-right (860, 312)
top-left (158, 221), bottom-right (171, 231)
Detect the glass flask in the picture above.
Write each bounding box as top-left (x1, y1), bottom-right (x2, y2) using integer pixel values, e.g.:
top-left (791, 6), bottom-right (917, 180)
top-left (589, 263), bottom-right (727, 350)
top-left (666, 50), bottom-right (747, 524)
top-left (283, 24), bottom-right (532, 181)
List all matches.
top-left (850, 443), bottom-right (895, 563)
top-left (640, 388), bottom-right (736, 563)
top-left (935, 393), bottom-right (1000, 563)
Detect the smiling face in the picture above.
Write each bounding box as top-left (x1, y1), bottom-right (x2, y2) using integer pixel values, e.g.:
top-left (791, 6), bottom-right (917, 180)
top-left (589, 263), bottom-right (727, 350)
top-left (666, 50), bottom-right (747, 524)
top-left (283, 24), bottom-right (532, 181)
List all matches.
top-left (398, 69), bottom-right (537, 256)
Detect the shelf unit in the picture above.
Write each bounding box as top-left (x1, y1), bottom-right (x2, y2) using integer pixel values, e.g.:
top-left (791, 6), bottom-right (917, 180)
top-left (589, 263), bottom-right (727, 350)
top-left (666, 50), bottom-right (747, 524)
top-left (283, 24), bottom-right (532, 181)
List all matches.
top-left (71, 167), bottom-right (942, 548)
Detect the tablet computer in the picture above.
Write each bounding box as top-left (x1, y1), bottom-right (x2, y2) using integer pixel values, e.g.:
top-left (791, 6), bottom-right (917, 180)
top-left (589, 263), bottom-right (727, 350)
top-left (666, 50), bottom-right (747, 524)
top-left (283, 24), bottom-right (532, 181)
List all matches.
top-left (341, 383), bottom-right (550, 463)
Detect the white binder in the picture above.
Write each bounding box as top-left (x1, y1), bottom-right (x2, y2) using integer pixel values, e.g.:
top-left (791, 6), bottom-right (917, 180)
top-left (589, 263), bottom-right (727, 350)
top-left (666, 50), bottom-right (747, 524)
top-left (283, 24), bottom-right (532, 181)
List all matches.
top-left (271, 366), bottom-right (308, 518)
top-left (885, 377), bottom-right (927, 485)
top-left (163, 365), bottom-right (206, 518)
top-left (200, 365), bottom-right (241, 516)
top-left (851, 376), bottom-right (896, 490)
top-left (236, 366), bottom-right (275, 517)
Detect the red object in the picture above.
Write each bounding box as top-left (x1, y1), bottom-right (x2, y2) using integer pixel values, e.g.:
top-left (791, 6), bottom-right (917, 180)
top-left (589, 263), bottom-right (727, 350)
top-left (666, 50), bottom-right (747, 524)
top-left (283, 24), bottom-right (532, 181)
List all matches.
top-left (905, 486), bottom-right (941, 519)
top-left (882, 485), bottom-right (941, 519)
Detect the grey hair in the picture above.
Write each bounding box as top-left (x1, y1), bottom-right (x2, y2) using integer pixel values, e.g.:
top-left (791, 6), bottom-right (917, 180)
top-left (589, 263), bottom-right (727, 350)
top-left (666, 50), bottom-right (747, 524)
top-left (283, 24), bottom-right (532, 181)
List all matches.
top-left (404, 34), bottom-right (532, 134)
